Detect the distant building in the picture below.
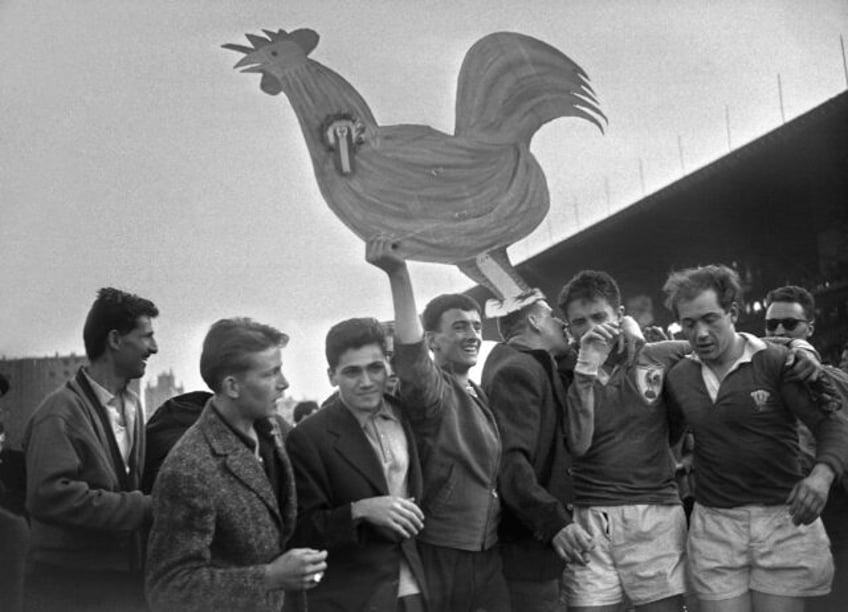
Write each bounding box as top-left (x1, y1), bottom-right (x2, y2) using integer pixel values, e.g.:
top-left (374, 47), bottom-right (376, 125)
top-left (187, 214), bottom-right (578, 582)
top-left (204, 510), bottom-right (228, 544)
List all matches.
top-left (0, 353), bottom-right (139, 450)
top-left (144, 370), bottom-right (184, 419)
top-left (468, 91), bottom-right (848, 363)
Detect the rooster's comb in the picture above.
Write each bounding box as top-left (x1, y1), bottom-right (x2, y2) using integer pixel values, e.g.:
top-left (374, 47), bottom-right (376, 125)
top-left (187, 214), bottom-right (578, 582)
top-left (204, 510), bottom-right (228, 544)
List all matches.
top-left (222, 28), bottom-right (319, 57)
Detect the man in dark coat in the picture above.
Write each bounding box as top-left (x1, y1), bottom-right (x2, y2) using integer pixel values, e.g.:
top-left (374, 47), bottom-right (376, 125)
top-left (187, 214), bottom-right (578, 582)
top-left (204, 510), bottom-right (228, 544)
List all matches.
top-left (146, 317), bottom-right (327, 612)
top-left (481, 297), bottom-right (591, 612)
top-left (142, 390), bottom-right (212, 493)
top-left (286, 317), bottom-right (427, 612)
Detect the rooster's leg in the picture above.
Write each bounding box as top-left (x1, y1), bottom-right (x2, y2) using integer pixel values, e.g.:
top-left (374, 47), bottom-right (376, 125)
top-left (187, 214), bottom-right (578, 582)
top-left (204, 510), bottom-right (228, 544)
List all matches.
top-left (457, 248), bottom-right (544, 318)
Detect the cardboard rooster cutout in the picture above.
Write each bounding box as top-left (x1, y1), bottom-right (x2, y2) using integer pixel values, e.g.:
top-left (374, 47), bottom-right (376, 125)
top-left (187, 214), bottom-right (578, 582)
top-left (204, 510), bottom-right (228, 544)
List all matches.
top-left (224, 28), bottom-right (605, 315)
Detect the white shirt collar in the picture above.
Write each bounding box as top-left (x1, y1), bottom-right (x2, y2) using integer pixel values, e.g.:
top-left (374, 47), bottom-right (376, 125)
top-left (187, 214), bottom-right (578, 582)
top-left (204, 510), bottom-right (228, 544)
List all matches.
top-left (687, 333), bottom-right (767, 401)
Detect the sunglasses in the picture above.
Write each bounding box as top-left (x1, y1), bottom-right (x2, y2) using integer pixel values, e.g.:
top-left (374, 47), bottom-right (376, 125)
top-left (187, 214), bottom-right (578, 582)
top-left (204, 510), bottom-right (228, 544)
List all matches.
top-left (765, 318), bottom-right (808, 332)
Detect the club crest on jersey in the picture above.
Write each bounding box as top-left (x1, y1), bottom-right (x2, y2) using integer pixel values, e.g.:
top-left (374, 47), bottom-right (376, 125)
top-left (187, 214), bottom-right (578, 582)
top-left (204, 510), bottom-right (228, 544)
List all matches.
top-left (635, 365), bottom-right (665, 404)
top-left (750, 389), bottom-right (772, 411)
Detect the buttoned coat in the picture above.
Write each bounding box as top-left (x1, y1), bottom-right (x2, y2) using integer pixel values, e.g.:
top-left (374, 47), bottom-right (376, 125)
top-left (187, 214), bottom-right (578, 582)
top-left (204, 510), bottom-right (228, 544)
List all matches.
top-left (285, 394), bottom-right (427, 612)
top-left (145, 402), bottom-right (297, 612)
top-left (481, 342), bottom-right (575, 581)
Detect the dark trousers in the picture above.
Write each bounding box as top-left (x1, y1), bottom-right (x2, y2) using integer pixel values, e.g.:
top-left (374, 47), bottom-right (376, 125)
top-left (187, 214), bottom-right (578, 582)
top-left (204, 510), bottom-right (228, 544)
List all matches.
top-left (24, 563), bottom-right (147, 612)
top-left (399, 593), bottom-right (426, 612)
top-left (0, 508), bottom-right (28, 612)
top-left (419, 543), bottom-right (510, 612)
top-left (506, 578), bottom-right (563, 612)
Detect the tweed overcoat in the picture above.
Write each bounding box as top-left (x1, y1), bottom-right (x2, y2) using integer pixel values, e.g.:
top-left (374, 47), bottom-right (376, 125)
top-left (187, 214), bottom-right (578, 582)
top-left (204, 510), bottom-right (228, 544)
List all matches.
top-left (146, 401), bottom-right (297, 612)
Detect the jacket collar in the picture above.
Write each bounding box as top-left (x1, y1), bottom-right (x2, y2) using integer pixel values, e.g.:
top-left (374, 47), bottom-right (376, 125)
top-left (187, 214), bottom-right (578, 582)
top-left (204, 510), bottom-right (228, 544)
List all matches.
top-left (323, 395), bottom-right (390, 494)
top-left (199, 400), bottom-right (282, 525)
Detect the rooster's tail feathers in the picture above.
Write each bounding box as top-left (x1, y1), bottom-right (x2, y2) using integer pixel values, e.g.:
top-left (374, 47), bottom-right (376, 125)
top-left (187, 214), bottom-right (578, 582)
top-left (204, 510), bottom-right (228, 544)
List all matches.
top-left (454, 32), bottom-right (606, 144)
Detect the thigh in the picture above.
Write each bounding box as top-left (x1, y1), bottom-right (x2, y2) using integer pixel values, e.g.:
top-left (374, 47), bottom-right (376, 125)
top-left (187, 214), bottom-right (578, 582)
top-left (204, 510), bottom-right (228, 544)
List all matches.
top-left (750, 509), bottom-right (833, 598)
top-left (698, 592), bottom-right (752, 612)
top-left (562, 507), bottom-right (625, 608)
top-left (612, 505), bottom-right (687, 607)
top-left (419, 544), bottom-right (510, 612)
top-left (687, 504), bottom-right (751, 602)
top-left (750, 591), bottom-right (804, 612)
top-left (25, 565), bottom-right (145, 612)
top-left (472, 547), bottom-right (510, 612)
top-left (419, 543), bottom-right (464, 612)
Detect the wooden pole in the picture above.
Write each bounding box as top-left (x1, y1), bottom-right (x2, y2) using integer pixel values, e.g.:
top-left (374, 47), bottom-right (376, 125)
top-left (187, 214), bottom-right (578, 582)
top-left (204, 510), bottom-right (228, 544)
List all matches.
top-left (841, 35), bottom-right (848, 89)
top-left (725, 105), bottom-right (732, 151)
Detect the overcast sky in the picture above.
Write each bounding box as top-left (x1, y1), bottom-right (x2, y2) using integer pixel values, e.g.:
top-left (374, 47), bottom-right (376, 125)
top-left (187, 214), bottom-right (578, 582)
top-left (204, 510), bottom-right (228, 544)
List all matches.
top-left (2, 0), bottom-right (846, 404)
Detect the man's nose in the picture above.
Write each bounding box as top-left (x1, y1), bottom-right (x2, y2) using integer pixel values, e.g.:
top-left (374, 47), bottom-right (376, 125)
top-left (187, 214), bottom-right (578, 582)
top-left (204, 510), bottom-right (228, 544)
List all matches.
top-left (277, 373), bottom-right (289, 391)
top-left (149, 338), bottom-right (159, 354)
top-left (465, 327), bottom-right (482, 341)
top-left (694, 321), bottom-right (710, 338)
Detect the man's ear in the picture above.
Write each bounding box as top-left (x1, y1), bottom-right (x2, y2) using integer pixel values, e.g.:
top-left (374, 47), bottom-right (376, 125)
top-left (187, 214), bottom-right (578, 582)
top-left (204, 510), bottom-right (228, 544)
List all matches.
top-left (107, 329), bottom-right (122, 351)
top-left (424, 330), bottom-right (439, 353)
top-left (728, 302), bottom-right (740, 324)
top-left (617, 305), bottom-right (626, 321)
top-left (807, 321), bottom-right (815, 338)
top-left (526, 311), bottom-right (541, 333)
top-left (221, 375), bottom-right (240, 399)
top-left (327, 367), bottom-right (338, 387)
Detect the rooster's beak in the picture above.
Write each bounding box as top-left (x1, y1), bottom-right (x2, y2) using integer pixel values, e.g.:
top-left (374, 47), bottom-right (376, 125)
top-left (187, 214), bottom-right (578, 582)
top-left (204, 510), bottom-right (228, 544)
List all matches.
top-left (234, 55), bottom-right (263, 71)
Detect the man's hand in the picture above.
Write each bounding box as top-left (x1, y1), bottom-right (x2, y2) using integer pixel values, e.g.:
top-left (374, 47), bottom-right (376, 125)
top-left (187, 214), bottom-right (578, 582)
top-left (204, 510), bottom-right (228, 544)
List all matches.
top-left (552, 522), bottom-right (594, 565)
top-left (576, 323), bottom-right (620, 375)
top-left (787, 463), bottom-right (835, 525)
top-left (366, 236), bottom-right (407, 276)
top-left (352, 496), bottom-right (425, 539)
top-left (784, 348), bottom-right (822, 383)
top-left (618, 316), bottom-right (645, 366)
top-left (265, 548), bottom-right (328, 591)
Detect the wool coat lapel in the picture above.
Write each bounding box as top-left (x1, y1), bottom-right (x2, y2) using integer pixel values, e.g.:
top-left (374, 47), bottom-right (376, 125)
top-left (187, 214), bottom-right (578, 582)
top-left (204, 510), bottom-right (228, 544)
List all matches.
top-left (201, 407), bottom-right (282, 525)
top-left (327, 399), bottom-right (389, 495)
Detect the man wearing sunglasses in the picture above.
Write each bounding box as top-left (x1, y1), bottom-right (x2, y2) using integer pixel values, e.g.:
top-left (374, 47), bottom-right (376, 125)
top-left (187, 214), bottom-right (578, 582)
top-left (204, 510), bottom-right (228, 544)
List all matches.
top-left (765, 284), bottom-right (848, 612)
top-left (764, 285), bottom-right (815, 345)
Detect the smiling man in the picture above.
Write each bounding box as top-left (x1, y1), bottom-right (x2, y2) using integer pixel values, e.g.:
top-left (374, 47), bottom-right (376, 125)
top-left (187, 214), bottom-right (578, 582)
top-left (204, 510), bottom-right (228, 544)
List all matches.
top-left (663, 265), bottom-right (848, 612)
top-left (286, 317), bottom-right (427, 612)
top-left (368, 237), bottom-right (509, 612)
top-left (23, 287), bottom-right (159, 611)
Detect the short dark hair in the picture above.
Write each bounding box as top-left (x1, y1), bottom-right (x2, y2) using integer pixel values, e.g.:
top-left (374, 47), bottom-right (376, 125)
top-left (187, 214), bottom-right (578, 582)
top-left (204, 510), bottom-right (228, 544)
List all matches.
top-left (663, 264), bottom-right (743, 319)
top-left (421, 294), bottom-right (482, 332)
top-left (325, 318), bottom-right (387, 370)
top-left (557, 270), bottom-right (621, 317)
top-left (293, 400), bottom-right (319, 424)
top-left (83, 288), bottom-right (159, 360)
top-left (765, 285), bottom-right (815, 320)
top-left (200, 318), bottom-right (289, 392)
top-left (497, 300), bottom-right (543, 341)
